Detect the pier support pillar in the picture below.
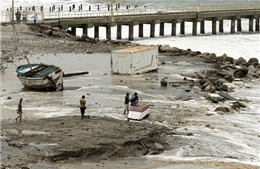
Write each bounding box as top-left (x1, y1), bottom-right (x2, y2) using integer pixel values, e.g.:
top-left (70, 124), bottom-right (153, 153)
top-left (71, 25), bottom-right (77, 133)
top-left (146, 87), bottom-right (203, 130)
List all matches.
top-left (139, 24), bottom-right (143, 37)
top-left (83, 24), bottom-right (88, 36)
top-left (180, 21), bottom-right (185, 35)
top-left (219, 20), bottom-right (224, 33)
top-left (249, 17), bottom-right (254, 32)
top-left (237, 19), bottom-right (242, 32)
top-left (192, 20), bottom-right (197, 36)
top-left (106, 25), bottom-right (111, 40)
top-left (231, 18), bottom-right (236, 34)
top-left (117, 25), bottom-right (122, 39)
top-left (71, 27), bottom-right (76, 36)
top-left (160, 23), bottom-right (164, 36)
top-left (150, 22), bottom-right (155, 38)
top-left (171, 20), bottom-right (176, 36)
top-left (256, 17), bottom-right (259, 31)
top-left (129, 24), bottom-right (134, 40)
top-left (94, 26), bottom-right (99, 38)
top-left (212, 20), bottom-right (217, 35)
top-left (200, 21), bottom-right (205, 34)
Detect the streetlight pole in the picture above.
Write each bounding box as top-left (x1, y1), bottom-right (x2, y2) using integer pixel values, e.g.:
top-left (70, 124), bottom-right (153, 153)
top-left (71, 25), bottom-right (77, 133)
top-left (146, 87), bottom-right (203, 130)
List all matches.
top-left (12, 0), bottom-right (14, 23)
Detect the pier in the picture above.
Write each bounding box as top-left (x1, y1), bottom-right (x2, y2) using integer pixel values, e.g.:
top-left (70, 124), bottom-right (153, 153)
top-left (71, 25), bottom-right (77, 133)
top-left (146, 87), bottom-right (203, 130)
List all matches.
top-left (2, 4), bottom-right (260, 40)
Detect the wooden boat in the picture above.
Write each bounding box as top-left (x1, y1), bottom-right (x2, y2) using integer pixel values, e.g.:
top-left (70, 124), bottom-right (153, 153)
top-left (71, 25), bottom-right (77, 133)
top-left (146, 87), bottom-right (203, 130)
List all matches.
top-left (15, 63), bottom-right (63, 91)
top-left (127, 102), bottom-right (149, 121)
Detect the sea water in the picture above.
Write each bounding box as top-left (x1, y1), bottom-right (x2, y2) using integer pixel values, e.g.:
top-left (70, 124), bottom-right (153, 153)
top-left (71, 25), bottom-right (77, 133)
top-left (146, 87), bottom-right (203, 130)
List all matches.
top-left (1, 0), bottom-right (260, 167)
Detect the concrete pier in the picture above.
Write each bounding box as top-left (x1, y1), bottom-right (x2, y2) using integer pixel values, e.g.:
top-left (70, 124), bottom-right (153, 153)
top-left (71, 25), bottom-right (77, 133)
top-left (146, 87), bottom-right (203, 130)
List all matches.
top-left (38, 4), bottom-right (260, 40)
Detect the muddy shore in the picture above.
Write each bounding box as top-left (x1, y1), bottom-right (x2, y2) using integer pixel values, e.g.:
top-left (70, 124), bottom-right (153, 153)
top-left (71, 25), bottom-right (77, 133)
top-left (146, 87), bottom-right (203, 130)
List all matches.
top-left (1, 24), bottom-right (259, 169)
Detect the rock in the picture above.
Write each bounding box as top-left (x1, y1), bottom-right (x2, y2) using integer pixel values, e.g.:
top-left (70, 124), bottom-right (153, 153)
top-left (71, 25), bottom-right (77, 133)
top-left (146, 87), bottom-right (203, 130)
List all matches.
top-left (208, 96), bottom-right (220, 103)
top-left (214, 106), bottom-right (230, 112)
top-left (233, 67), bottom-right (248, 78)
top-left (189, 51), bottom-right (197, 56)
top-left (209, 53), bottom-right (217, 59)
top-left (223, 74), bottom-right (233, 82)
top-left (255, 68), bottom-right (260, 76)
top-left (21, 166), bottom-right (30, 169)
top-left (52, 31), bottom-right (62, 37)
top-left (160, 79), bottom-right (168, 86)
top-left (52, 27), bottom-right (60, 31)
top-left (248, 65), bottom-right (256, 73)
top-left (44, 29), bottom-right (52, 35)
top-left (204, 85), bottom-right (216, 93)
top-left (40, 24), bottom-right (52, 29)
top-left (248, 57), bottom-right (259, 66)
top-left (154, 143), bottom-right (164, 151)
top-left (235, 57), bottom-right (247, 65)
top-left (7, 96), bottom-right (11, 99)
top-left (216, 53), bottom-right (233, 64)
top-left (159, 45), bottom-right (180, 53)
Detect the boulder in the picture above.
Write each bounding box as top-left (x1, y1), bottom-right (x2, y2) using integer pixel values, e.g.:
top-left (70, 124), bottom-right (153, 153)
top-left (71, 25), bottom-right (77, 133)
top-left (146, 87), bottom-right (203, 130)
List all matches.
top-left (223, 74), bottom-right (233, 82)
top-left (217, 53), bottom-right (233, 64)
top-left (209, 53), bottom-right (217, 59)
top-left (188, 51), bottom-right (197, 56)
top-left (204, 85), bottom-right (216, 93)
top-left (255, 68), bottom-right (260, 76)
top-left (214, 106), bottom-right (230, 112)
top-left (160, 45), bottom-right (180, 53)
top-left (233, 67), bottom-right (248, 78)
top-left (52, 27), bottom-right (60, 31)
top-left (40, 24), bottom-right (52, 29)
top-left (159, 45), bottom-right (171, 53)
top-left (44, 29), bottom-right (52, 35)
top-left (248, 57), bottom-right (259, 66)
top-left (235, 57), bottom-right (247, 65)
top-left (248, 65), bottom-right (256, 73)
top-left (52, 31), bottom-right (62, 37)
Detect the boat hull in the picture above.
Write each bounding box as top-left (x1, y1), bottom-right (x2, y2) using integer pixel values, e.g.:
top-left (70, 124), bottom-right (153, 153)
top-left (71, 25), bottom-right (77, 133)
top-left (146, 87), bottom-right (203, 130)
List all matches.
top-left (15, 63), bottom-right (63, 91)
top-left (17, 74), bottom-right (62, 90)
top-left (127, 102), bottom-right (150, 120)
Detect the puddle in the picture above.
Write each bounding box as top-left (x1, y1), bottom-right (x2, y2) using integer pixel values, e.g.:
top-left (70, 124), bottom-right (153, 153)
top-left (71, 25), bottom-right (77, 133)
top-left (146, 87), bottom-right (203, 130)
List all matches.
top-left (8, 129), bottom-right (50, 136)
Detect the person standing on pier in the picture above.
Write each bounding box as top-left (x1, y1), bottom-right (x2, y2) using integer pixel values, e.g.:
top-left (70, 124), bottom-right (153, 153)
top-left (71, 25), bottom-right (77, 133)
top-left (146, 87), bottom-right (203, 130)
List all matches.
top-left (15, 98), bottom-right (23, 122)
top-left (32, 13), bottom-right (38, 24)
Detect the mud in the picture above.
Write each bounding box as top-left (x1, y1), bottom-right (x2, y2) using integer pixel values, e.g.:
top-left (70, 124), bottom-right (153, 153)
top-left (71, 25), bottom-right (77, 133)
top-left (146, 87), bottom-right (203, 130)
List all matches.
top-left (1, 24), bottom-right (259, 169)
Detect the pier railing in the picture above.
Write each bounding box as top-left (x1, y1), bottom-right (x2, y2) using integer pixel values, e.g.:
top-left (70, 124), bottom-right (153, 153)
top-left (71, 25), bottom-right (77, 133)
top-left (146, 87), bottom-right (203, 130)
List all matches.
top-left (1, 4), bottom-right (260, 23)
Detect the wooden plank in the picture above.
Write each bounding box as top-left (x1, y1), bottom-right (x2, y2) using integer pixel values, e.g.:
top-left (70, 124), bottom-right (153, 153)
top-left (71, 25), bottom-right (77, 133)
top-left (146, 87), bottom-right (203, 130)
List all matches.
top-left (63, 71), bottom-right (89, 77)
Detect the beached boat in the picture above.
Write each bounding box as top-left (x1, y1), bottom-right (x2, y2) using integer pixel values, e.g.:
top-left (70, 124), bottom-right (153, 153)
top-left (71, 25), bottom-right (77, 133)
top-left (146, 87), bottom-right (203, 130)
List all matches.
top-left (15, 63), bottom-right (63, 91)
top-left (127, 102), bottom-right (150, 121)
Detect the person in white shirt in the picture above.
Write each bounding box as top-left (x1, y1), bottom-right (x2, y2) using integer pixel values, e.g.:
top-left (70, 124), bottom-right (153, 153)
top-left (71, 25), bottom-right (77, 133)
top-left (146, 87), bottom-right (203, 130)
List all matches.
top-left (32, 14), bottom-right (38, 24)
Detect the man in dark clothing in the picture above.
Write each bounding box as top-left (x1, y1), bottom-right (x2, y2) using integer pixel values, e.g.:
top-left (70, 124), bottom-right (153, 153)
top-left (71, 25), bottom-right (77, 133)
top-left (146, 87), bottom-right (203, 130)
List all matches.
top-left (124, 92), bottom-right (130, 115)
top-left (130, 92), bottom-right (139, 106)
top-left (15, 98), bottom-right (23, 122)
top-left (15, 9), bottom-right (21, 23)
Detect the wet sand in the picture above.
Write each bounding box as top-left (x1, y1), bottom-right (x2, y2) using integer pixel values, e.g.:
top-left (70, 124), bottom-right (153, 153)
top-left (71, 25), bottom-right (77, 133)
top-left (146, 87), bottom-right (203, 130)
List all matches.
top-left (1, 24), bottom-right (259, 169)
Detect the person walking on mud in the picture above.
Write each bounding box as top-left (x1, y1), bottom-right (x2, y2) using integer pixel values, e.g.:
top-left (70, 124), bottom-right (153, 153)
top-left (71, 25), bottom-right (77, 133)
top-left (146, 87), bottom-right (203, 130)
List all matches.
top-left (79, 95), bottom-right (86, 119)
top-left (15, 98), bottom-right (23, 122)
top-left (124, 92), bottom-right (130, 115)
